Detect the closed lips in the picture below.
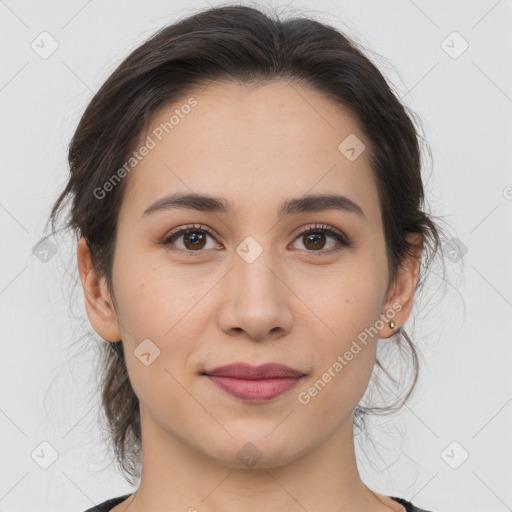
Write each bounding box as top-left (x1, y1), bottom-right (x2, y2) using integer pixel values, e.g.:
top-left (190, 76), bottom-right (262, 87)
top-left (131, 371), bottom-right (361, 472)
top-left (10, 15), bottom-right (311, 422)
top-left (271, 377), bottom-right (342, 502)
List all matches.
top-left (202, 362), bottom-right (305, 379)
top-left (203, 362), bottom-right (306, 402)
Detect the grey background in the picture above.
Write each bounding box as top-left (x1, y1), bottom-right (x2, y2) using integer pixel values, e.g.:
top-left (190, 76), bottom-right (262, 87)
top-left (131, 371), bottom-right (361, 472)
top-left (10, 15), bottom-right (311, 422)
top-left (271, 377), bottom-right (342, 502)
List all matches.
top-left (1, 1), bottom-right (511, 511)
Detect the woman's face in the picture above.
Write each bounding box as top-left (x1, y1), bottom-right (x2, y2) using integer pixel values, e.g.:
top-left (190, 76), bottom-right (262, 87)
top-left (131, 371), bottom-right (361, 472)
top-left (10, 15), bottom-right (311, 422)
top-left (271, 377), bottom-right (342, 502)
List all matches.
top-left (81, 80), bottom-right (417, 469)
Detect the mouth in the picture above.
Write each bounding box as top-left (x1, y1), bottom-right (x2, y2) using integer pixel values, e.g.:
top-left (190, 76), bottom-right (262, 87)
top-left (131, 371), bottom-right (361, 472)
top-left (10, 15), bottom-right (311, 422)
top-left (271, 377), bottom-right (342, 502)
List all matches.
top-left (201, 362), bottom-right (306, 402)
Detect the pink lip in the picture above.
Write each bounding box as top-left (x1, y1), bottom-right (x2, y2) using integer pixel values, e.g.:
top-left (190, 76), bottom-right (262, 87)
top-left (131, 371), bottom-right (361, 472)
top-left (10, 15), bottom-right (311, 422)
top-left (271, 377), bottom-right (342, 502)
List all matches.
top-left (203, 363), bottom-right (305, 402)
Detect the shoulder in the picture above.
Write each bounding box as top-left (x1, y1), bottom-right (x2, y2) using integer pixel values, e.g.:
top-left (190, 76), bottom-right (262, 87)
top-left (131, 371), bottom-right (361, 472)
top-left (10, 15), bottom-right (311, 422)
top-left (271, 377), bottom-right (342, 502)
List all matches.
top-left (82, 494), bottom-right (132, 512)
top-left (391, 495), bottom-right (435, 512)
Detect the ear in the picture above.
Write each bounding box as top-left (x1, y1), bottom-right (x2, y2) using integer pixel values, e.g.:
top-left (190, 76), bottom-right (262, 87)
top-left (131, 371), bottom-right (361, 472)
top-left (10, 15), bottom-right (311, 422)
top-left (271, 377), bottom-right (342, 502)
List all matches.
top-left (77, 237), bottom-right (122, 343)
top-left (378, 232), bottom-right (424, 339)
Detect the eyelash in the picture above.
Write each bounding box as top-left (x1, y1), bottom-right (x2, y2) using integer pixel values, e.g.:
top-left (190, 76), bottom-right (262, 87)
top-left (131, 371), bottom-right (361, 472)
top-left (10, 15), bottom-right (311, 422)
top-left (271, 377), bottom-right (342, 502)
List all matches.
top-left (160, 223), bottom-right (351, 257)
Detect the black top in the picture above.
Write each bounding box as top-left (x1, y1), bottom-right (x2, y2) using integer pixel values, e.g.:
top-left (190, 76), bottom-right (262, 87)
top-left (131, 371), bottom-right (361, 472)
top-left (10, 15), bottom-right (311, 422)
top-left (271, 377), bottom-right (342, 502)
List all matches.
top-left (83, 493), bottom-right (434, 511)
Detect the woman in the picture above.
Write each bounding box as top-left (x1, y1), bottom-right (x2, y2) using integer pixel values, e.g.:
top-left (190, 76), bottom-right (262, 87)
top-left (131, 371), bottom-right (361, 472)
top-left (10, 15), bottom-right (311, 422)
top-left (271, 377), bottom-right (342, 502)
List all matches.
top-left (48, 4), bottom-right (445, 511)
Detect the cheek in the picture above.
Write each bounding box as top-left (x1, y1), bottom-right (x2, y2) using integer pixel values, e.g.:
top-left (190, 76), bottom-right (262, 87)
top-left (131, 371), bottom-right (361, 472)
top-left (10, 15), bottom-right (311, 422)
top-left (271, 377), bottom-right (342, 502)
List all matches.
top-left (111, 249), bottom-right (209, 375)
top-left (111, 247), bottom-right (205, 338)
top-left (304, 259), bottom-right (386, 342)
top-left (298, 257), bottom-right (385, 401)
top-left (115, 272), bottom-right (203, 421)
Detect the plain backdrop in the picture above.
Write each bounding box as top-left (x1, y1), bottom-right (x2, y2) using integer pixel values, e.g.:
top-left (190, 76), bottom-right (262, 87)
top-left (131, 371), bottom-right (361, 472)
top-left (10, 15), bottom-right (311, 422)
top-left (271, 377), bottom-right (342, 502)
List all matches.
top-left (1, 1), bottom-right (511, 511)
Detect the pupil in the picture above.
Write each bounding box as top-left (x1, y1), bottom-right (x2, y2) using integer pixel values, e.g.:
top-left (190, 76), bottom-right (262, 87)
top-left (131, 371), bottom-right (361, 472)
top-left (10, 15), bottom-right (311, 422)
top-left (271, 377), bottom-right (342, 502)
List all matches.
top-left (306, 232), bottom-right (324, 249)
top-left (186, 231), bottom-right (205, 249)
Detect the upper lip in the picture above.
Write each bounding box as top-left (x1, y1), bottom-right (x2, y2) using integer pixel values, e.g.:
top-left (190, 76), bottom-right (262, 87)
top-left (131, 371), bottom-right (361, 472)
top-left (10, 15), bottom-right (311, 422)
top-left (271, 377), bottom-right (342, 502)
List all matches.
top-left (203, 362), bottom-right (304, 379)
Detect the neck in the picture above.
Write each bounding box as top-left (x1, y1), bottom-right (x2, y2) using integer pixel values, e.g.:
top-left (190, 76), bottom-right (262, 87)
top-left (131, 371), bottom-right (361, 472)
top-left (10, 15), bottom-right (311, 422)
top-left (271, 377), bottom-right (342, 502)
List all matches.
top-left (119, 408), bottom-right (401, 512)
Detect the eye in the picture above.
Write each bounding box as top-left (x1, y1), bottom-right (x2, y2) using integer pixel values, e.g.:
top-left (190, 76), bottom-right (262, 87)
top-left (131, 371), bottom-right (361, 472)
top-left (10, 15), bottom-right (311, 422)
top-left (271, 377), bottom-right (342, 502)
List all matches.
top-left (160, 224), bottom-right (220, 255)
top-left (290, 223), bottom-right (351, 255)
top-left (160, 222), bottom-right (351, 256)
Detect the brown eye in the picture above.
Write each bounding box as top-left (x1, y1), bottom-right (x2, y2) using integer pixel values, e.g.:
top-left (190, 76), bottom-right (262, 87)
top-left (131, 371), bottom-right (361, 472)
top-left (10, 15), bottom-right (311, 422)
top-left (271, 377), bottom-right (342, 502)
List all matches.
top-left (303, 231), bottom-right (327, 250)
top-left (161, 223), bottom-right (350, 257)
top-left (161, 224), bottom-right (219, 254)
top-left (182, 230), bottom-right (207, 250)
top-left (291, 223), bottom-right (350, 255)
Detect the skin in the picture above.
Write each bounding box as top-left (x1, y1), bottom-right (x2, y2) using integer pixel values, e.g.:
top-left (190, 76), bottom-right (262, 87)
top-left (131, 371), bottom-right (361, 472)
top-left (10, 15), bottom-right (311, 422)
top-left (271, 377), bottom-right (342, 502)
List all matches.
top-left (78, 80), bottom-right (423, 512)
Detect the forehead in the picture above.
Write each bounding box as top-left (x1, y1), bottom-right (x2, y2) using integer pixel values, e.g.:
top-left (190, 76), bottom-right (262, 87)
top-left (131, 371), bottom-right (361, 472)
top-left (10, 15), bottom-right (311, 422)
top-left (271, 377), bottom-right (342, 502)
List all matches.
top-left (120, 80), bottom-right (380, 224)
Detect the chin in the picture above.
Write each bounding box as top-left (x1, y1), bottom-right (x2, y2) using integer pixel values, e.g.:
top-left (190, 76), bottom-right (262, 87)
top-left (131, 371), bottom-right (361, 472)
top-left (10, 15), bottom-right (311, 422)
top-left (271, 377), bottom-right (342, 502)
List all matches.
top-left (205, 437), bottom-right (304, 471)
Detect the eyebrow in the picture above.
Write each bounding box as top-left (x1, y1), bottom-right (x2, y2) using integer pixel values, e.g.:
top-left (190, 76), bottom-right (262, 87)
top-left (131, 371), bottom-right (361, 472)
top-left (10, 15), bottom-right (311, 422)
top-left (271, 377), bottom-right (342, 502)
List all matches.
top-left (141, 192), bottom-right (366, 221)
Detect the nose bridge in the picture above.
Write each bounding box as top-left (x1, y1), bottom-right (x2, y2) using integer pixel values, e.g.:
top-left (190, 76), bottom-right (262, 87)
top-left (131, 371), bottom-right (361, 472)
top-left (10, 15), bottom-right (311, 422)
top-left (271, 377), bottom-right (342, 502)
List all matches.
top-left (216, 234), bottom-right (293, 339)
top-left (233, 234), bottom-right (281, 303)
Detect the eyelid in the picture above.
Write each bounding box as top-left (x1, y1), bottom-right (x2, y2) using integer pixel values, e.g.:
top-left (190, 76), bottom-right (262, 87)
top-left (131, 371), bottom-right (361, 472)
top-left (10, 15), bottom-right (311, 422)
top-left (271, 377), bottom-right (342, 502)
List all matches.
top-left (292, 222), bottom-right (349, 243)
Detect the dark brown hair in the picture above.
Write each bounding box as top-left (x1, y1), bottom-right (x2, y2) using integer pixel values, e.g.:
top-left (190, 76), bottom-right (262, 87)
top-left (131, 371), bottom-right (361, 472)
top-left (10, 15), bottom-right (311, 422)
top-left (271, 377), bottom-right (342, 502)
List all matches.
top-left (47, 3), bottom-right (447, 485)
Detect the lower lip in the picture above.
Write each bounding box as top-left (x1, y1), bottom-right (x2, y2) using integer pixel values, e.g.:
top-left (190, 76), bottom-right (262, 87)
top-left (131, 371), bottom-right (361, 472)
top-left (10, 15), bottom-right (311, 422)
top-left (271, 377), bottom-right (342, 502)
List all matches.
top-left (206, 375), bottom-right (303, 402)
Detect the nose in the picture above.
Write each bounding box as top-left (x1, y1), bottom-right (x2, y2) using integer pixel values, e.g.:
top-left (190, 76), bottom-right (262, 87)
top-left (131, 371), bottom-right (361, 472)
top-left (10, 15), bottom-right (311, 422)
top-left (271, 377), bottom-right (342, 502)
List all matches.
top-left (215, 248), bottom-right (294, 342)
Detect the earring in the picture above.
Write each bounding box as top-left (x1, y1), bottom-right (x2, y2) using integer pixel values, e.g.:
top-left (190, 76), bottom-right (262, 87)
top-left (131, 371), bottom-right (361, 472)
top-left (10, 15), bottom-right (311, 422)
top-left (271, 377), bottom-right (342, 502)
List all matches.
top-left (389, 320), bottom-right (397, 331)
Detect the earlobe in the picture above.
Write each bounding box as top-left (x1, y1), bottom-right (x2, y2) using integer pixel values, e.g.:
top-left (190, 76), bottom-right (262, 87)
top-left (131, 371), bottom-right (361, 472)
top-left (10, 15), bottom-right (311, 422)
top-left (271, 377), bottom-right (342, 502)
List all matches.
top-left (77, 237), bottom-right (122, 343)
top-left (379, 232), bottom-right (424, 339)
